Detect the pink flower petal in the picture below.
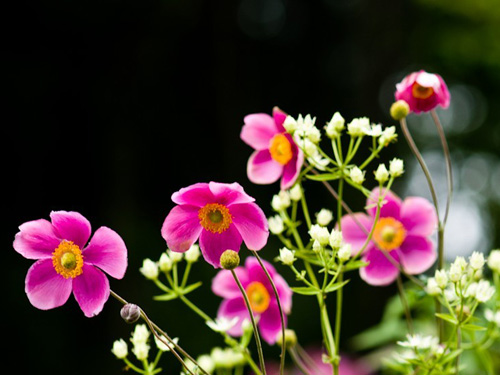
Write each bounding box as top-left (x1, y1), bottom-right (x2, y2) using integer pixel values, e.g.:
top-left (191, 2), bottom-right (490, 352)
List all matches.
top-left (217, 297), bottom-right (249, 337)
top-left (50, 211), bottom-right (92, 249)
top-left (272, 273), bottom-right (293, 314)
top-left (398, 235), bottom-right (436, 275)
top-left (25, 259), bottom-right (73, 311)
top-left (13, 219), bottom-right (61, 260)
top-left (281, 136), bottom-right (304, 190)
top-left (230, 202), bottom-right (269, 251)
top-left (82, 227), bottom-right (128, 279)
top-left (72, 264), bottom-right (110, 317)
top-left (400, 197), bottom-right (438, 237)
top-left (171, 183), bottom-right (215, 207)
top-left (359, 248), bottom-right (400, 286)
top-left (272, 106), bottom-right (288, 131)
top-left (259, 301), bottom-right (285, 345)
top-left (247, 150), bottom-right (284, 185)
top-left (366, 188), bottom-right (402, 219)
top-left (199, 225), bottom-right (243, 268)
top-left (161, 205), bottom-right (203, 253)
top-left (241, 113), bottom-right (280, 150)
top-left (339, 213), bottom-right (373, 254)
top-left (212, 267), bottom-right (250, 299)
top-left (209, 182), bottom-right (255, 206)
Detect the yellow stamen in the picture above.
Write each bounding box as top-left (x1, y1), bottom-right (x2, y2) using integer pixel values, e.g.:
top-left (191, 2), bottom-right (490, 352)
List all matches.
top-left (198, 203), bottom-right (232, 234)
top-left (373, 217), bottom-right (406, 251)
top-left (269, 134), bottom-right (293, 165)
top-left (246, 281), bottom-right (270, 314)
top-left (52, 240), bottom-right (84, 279)
top-left (412, 83), bottom-right (434, 99)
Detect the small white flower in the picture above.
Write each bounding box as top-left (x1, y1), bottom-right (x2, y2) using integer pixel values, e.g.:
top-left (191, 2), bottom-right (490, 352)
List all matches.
top-left (168, 249), bottom-right (184, 262)
top-left (374, 163), bottom-right (389, 183)
top-left (338, 243), bottom-right (352, 262)
top-left (475, 280), bottom-right (495, 302)
top-left (268, 215), bottom-right (285, 234)
top-left (131, 324), bottom-right (150, 345)
top-left (434, 269), bottom-right (448, 289)
top-left (389, 158), bottom-right (404, 177)
top-left (305, 126), bottom-right (321, 143)
top-left (347, 117), bottom-right (370, 137)
top-left (325, 112), bottom-right (345, 138)
top-left (271, 191), bottom-right (291, 211)
top-left (158, 253), bottom-right (173, 272)
top-left (426, 277), bottom-right (441, 296)
top-left (283, 115), bottom-right (298, 133)
top-left (469, 251), bottom-right (485, 270)
top-left (132, 341), bottom-right (150, 361)
top-left (312, 240), bottom-right (322, 252)
top-left (206, 317), bottom-right (239, 333)
top-left (485, 309), bottom-right (500, 325)
top-left (185, 244), bottom-right (201, 263)
top-left (211, 347), bottom-right (245, 368)
top-left (329, 229), bottom-right (343, 249)
top-left (379, 126), bottom-right (397, 145)
top-left (288, 184), bottom-right (302, 201)
top-left (487, 249), bottom-right (500, 273)
top-left (300, 138), bottom-right (318, 156)
top-left (397, 334), bottom-right (439, 350)
top-left (197, 354), bottom-right (216, 374)
top-left (449, 256), bottom-right (467, 282)
top-left (463, 282), bottom-right (478, 298)
top-left (316, 209), bottom-right (333, 226)
top-left (140, 259), bottom-right (159, 280)
top-left (365, 124), bottom-right (383, 137)
top-left (279, 247), bottom-right (296, 266)
top-left (111, 339), bottom-right (128, 359)
top-left (309, 224), bottom-right (330, 246)
top-left (307, 153), bottom-right (329, 171)
top-left (350, 167), bottom-right (365, 185)
top-left (155, 335), bottom-right (179, 352)
top-left (296, 114), bottom-right (316, 132)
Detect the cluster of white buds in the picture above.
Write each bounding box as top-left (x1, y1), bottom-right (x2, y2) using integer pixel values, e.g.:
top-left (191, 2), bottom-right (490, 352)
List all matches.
top-left (324, 112), bottom-right (345, 139)
top-left (391, 333), bottom-right (446, 371)
top-left (306, 225), bottom-right (351, 262)
top-left (271, 190), bottom-right (291, 211)
top-left (206, 317), bottom-right (239, 333)
top-left (210, 347), bottom-right (246, 369)
top-left (141, 246), bottom-right (201, 279)
top-left (130, 324), bottom-right (151, 360)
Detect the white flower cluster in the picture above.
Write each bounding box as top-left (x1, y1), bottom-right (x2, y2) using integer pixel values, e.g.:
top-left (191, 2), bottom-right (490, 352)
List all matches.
top-left (393, 334), bottom-right (445, 366)
top-left (308, 225), bottom-right (351, 262)
top-left (140, 246), bottom-right (201, 279)
top-left (180, 347), bottom-right (244, 374)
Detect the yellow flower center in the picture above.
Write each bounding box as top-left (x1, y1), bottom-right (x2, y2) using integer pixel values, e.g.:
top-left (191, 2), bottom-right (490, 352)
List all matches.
top-left (246, 281), bottom-right (271, 313)
top-left (412, 83), bottom-right (434, 99)
top-left (373, 217), bottom-right (406, 251)
top-left (52, 240), bottom-right (84, 279)
top-left (269, 134), bottom-right (293, 165)
top-left (198, 203), bottom-right (232, 234)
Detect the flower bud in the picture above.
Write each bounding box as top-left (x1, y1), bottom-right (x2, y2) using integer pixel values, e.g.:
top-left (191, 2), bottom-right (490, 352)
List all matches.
top-left (390, 100), bottom-right (410, 121)
top-left (288, 184), bottom-right (302, 201)
top-left (276, 329), bottom-right (297, 349)
top-left (488, 249), bottom-right (500, 273)
top-left (120, 303), bottom-right (141, 324)
top-left (338, 244), bottom-right (352, 262)
top-left (329, 229), bottom-right (343, 249)
top-left (434, 269), bottom-right (448, 289)
top-left (350, 167), bottom-right (365, 185)
top-left (374, 164), bottom-right (389, 183)
top-left (158, 253), bottom-right (173, 272)
top-left (220, 250), bottom-right (240, 270)
top-left (469, 251), bottom-right (485, 270)
top-left (389, 158), bottom-right (404, 177)
top-left (279, 247), bottom-right (296, 266)
top-left (111, 339), bottom-right (128, 359)
top-left (316, 209), bottom-right (333, 226)
top-left (268, 215), bottom-right (285, 234)
top-left (309, 224), bottom-right (330, 246)
top-left (140, 259), bottom-right (159, 280)
top-left (185, 244), bottom-right (201, 263)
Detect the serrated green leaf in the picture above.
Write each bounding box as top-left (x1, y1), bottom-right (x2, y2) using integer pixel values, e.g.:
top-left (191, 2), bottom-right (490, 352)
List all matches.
top-left (291, 286), bottom-right (321, 295)
top-left (435, 313), bottom-right (458, 325)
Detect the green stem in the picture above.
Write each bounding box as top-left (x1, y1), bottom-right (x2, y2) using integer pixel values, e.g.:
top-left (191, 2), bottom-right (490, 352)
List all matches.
top-left (333, 271), bottom-right (343, 375)
top-left (299, 182), bottom-right (312, 229)
top-left (231, 269), bottom-right (267, 375)
top-left (396, 274), bottom-right (414, 335)
top-left (124, 357), bottom-right (147, 374)
top-left (178, 294), bottom-right (212, 322)
top-left (181, 262), bottom-right (192, 289)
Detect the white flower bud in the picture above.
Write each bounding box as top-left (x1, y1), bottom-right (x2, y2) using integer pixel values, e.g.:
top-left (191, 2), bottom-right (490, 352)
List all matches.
top-left (158, 253), bottom-right (173, 272)
top-left (309, 224), bottom-right (330, 246)
top-left (185, 244), bottom-right (201, 263)
top-left (366, 124), bottom-right (383, 137)
top-left (279, 247), bottom-right (296, 266)
top-left (347, 117), bottom-right (370, 137)
top-left (167, 249), bottom-right (184, 262)
top-left (389, 158), bottom-right (404, 177)
top-left (312, 240), bottom-right (322, 252)
top-left (111, 339), bottom-right (128, 359)
top-left (271, 191), bottom-right (291, 211)
top-left (338, 243), bottom-right (352, 262)
top-left (197, 354), bottom-right (216, 374)
top-left (283, 115), bottom-right (298, 133)
top-left (434, 269), bottom-right (448, 289)
top-left (426, 278), bottom-right (441, 296)
top-left (485, 309), bottom-right (500, 325)
top-left (155, 336), bottom-right (178, 352)
top-left (475, 280), bottom-right (495, 302)
top-left (379, 126), bottom-right (397, 146)
top-left (329, 229), bottom-right (343, 249)
top-left (288, 184), bottom-right (302, 201)
top-left (140, 259), bottom-right (159, 280)
top-left (131, 324), bottom-right (150, 345)
top-left (487, 250), bottom-right (500, 273)
top-left (374, 164), bottom-right (389, 183)
top-left (325, 112), bottom-right (345, 138)
top-left (316, 209), bottom-right (333, 226)
top-left (301, 138), bottom-right (318, 156)
top-left (132, 341), bottom-right (150, 360)
top-left (268, 215), bottom-right (285, 234)
top-left (469, 251), bottom-right (485, 270)
top-left (350, 167), bottom-right (365, 185)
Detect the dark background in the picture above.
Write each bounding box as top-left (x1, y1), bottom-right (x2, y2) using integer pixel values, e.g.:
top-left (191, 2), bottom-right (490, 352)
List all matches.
top-left (4, 0), bottom-right (500, 374)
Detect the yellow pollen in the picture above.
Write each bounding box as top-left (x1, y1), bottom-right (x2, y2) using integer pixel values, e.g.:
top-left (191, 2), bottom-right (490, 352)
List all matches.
top-left (412, 83), bottom-right (434, 99)
top-left (269, 134), bottom-right (293, 165)
top-left (373, 217), bottom-right (406, 251)
top-left (52, 240), bottom-right (84, 279)
top-left (246, 282), bottom-right (271, 314)
top-left (198, 203), bottom-right (232, 234)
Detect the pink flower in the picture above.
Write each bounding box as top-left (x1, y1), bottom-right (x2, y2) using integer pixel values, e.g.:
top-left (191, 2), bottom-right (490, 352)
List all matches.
top-left (241, 107), bottom-right (304, 190)
top-left (161, 182), bottom-right (269, 268)
top-left (291, 347), bottom-right (373, 375)
top-left (341, 188), bottom-right (438, 286)
top-left (13, 211), bottom-right (128, 317)
top-left (212, 256), bottom-right (292, 344)
top-left (395, 70), bottom-right (450, 114)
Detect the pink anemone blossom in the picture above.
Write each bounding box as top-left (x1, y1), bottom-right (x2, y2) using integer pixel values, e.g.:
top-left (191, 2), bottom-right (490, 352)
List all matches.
top-left (241, 107), bottom-right (304, 190)
top-left (161, 182), bottom-right (269, 268)
top-left (13, 211), bottom-right (128, 317)
top-left (341, 188), bottom-right (438, 286)
top-left (212, 256), bottom-right (292, 344)
top-left (291, 347), bottom-right (373, 375)
top-left (395, 70), bottom-right (450, 113)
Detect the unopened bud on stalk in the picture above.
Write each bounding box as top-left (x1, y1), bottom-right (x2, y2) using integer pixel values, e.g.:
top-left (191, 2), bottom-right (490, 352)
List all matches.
top-left (220, 250), bottom-right (240, 270)
top-left (121, 303), bottom-right (141, 324)
top-left (276, 329), bottom-right (297, 349)
top-left (390, 100), bottom-right (410, 120)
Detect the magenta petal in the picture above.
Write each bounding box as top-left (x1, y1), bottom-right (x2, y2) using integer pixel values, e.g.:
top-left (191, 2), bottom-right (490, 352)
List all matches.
top-left (230, 202), bottom-right (269, 251)
top-left (199, 225), bottom-right (243, 268)
top-left (340, 213), bottom-right (373, 254)
top-left (272, 273), bottom-right (293, 314)
top-left (161, 205), bottom-right (203, 253)
top-left (247, 150), bottom-right (283, 185)
top-left (50, 211), bottom-right (91, 249)
top-left (212, 267), bottom-right (250, 299)
top-left (400, 197), bottom-right (438, 237)
top-left (82, 227), bottom-right (128, 279)
top-left (259, 301), bottom-right (285, 345)
top-left (272, 107), bottom-right (288, 131)
top-left (13, 219), bottom-right (61, 259)
top-left (244, 257), bottom-right (278, 296)
top-left (217, 297), bottom-right (249, 337)
top-left (72, 264), bottom-right (110, 318)
top-left (241, 113), bottom-right (279, 150)
top-left (209, 182), bottom-right (255, 206)
top-left (281, 139), bottom-right (304, 190)
top-left (359, 248), bottom-right (400, 286)
top-left (25, 259), bottom-right (73, 311)
top-left (398, 235), bottom-right (436, 275)
top-left (171, 183), bottom-right (214, 207)
top-left (366, 188), bottom-right (402, 219)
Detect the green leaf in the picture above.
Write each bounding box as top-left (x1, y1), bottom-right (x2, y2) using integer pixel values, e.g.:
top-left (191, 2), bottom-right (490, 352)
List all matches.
top-left (324, 279), bottom-right (350, 294)
top-left (435, 313), bottom-right (458, 325)
top-left (291, 286), bottom-right (321, 295)
top-left (180, 281), bottom-right (203, 295)
top-left (305, 172), bottom-right (341, 181)
top-left (344, 260), bottom-right (369, 271)
top-left (153, 293), bottom-right (179, 301)
top-left (461, 323), bottom-right (486, 332)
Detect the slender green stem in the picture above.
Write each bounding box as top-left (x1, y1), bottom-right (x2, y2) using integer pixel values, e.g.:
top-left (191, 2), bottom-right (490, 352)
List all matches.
top-left (178, 294), bottom-right (212, 322)
top-left (396, 275), bottom-right (414, 335)
top-left (231, 269), bottom-right (267, 375)
top-left (299, 183), bottom-right (312, 229)
top-left (124, 357), bottom-right (147, 374)
top-left (289, 348), bottom-right (312, 375)
top-left (181, 262), bottom-right (192, 289)
top-left (333, 271), bottom-right (343, 375)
